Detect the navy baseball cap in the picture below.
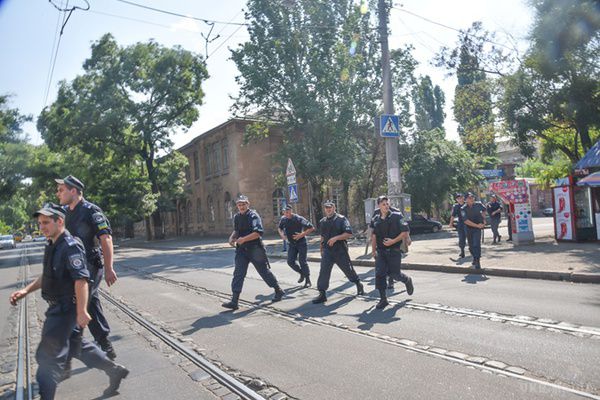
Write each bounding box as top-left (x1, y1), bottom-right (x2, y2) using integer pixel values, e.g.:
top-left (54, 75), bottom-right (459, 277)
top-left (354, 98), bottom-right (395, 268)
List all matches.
top-left (55, 175), bottom-right (85, 191)
top-left (376, 195), bottom-right (389, 204)
top-left (454, 193), bottom-right (464, 199)
top-left (33, 202), bottom-right (65, 219)
top-left (466, 192), bottom-right (475, 198)
top-left (284, 205), bottom-right (293, 210)
top-left (323, 200), bottom-right (335, 207)
top-left (235, 195), bottom-right (249, 203)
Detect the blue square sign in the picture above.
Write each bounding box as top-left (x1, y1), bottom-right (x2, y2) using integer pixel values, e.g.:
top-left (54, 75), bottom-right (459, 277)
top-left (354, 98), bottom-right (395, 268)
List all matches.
top-left (288, 184), bottom-right (299, 203)
top-left (379, 114), bottom-right (400, 138)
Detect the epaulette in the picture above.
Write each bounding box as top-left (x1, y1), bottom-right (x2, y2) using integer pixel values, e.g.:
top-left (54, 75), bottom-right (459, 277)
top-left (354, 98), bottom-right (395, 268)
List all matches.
top-left (83, 201), bottom-right (94, 209)
top-left (64, 235), bottom-right (77, 247)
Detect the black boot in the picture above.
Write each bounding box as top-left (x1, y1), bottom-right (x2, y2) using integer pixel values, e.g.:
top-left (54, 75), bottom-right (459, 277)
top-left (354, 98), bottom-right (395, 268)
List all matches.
top-left (356, 281), bottom-right (364, 296)
top-left (474, 258), bottom-right (481, 269)
top-left (376, 288), bottom-right (389, 309)
top-left (222, 292), bottom-right (240, 310)
top-left (387, 276), bottom-right (394, 289)
top-left (98, 337), bottom-right (117, 360)
top-left (312, 290), bottom-right (327, 304)
top-left (304, 276), bottom-right (312, 288)
top-left (273, 287), bottom-right (284, 302)
top-left (405, 277), bottom-right (414, 296)
top-left (459, 250), bottom-right (465, 258)
top-left (297, 273), bottom-right (305, 284)
top-left (103, 364), bottom-right (129, 396)
top-left (498, 235), bottom-right (502, 243)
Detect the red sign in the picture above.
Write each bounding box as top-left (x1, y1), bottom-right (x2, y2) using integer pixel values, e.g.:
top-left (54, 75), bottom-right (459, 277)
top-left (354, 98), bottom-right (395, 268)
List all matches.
top-left (489, 179), bottom-right (529, 204)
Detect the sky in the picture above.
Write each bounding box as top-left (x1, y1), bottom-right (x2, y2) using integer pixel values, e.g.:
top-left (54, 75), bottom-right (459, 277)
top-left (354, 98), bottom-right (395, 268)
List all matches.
top-left (0, 0), bottom-right (534, 149)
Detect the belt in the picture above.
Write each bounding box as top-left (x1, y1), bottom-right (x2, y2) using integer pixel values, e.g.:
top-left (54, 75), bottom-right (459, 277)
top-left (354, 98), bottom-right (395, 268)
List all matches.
top-left (46, 297), bottom-right (75, 307)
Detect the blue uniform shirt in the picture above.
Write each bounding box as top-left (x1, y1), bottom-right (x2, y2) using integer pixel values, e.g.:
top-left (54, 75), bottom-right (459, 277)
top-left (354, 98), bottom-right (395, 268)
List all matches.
top-left (233, 209), bottom-right (264, 247)
top-left (371, 211), bottom-right (409, 250)
top-left (461, 202), bottom-right (486, 225)
top-left (451, 203), bottom-right (465, 226)
top-left (41, 231), bottom-right (90, 303)
top-left (486, 201), bottom-right (502, 221)
top-left (64, 199), bottom-right (112, 264)
top-left (319, 213), bottom-right (352, 250)
top-left (278, 214), bottom-right (313, 244)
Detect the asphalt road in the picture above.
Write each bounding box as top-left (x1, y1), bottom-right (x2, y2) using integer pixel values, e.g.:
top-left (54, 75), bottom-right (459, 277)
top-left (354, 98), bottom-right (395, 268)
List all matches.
top-left (1, 242), bottom-right (599, 399)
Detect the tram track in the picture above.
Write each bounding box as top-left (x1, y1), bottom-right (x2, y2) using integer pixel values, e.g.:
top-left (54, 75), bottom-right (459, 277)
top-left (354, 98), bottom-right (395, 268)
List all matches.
top-left (15, 245), bottom-right (33, 400)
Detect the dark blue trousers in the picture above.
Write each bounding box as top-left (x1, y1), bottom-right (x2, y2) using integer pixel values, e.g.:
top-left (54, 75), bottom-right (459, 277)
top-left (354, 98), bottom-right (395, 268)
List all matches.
top-left (457, 223), bottom-right (467, 251)
top-left (232, 245), bottom-right (278, 293)
top-left (375, 248), bottom-right (409, 291)
top-left (466, 227), bottom-right (482, 259)
top-left (87, 262), bottom-right (110, 341)
top-left (490, 218), bottom-right (501, 240)
top-left (286, 241), bottom-right (310, 277)
top-left (317, 247), bottom-right (359, 292)
top-left (36, 303), bottom-right (114, 400)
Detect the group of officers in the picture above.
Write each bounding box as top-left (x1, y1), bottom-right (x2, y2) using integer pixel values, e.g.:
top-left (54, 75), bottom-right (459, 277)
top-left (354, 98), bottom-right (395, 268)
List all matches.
top-left (9, 175), bottom-right (128, 399)
top-left (222, 194), bottom-right (414, 312)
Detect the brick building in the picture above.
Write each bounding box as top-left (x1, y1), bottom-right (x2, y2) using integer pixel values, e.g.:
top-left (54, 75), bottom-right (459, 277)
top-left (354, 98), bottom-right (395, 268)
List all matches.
top-left (135, 118), bottom-right (312, 237)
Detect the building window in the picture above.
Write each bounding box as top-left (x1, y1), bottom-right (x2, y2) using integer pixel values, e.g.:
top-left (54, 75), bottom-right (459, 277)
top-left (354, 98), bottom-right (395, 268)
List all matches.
top-left (272, 188), bottom-right (286, 218)
top-left (208, 195), bottom-right (215, 222)
top-left (222, 140), bottom-right (229, 171)
top-left (204, 146), bottom-right (211, 177)
top-left (213, 143), bottom-right (221, 175)
top-left (224, 192), bottom-right (233, 222)
top-left (193, 151), bottom-right (200, 180)
top-left (196, 198), bottom-right (202, 223)
top-left (184, 165), bottom-right (191, 184)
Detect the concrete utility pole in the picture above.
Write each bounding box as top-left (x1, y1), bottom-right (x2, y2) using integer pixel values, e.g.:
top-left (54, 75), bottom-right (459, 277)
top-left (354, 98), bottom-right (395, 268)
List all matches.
top-left (378, 0), bottom-right (402, 195)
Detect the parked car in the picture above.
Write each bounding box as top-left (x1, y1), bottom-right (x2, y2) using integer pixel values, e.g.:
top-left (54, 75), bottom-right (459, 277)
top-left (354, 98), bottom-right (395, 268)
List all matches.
top-left (542, 207), bottom-right (554, 216)
top-left (408, 215), bottom-right (443, 233)
top-left (13, 232), bottom-right (23, 242)
top-left (32, 235), bottom-right (47, 242)
top-left (0, 235), bottom-right (16, 249)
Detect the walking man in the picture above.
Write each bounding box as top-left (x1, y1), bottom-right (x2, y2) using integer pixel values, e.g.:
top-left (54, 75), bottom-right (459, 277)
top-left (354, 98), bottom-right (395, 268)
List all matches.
top-left (461, 193), bottom-right (487, 269)
top-left (10, 203), bottom-right (128, 399)
top-left (312, 200), bottom-right (364, 304)
top-left (55, 175), bottom-right (117, 362)
top-left (222, 195), bottom-right (284, 310)
top-left (278, 205), bottom-right (315, 287)
top-left (450, 193), bottom-right (467, 258)
top-left (486, 194), bottom-right (502, 243)
top-left (370, 196), bottom-right (414, 309)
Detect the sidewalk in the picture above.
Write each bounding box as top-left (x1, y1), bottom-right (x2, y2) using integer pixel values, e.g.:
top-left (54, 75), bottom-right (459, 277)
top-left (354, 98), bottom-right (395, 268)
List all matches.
top-left (117, 229), bottom-right (600, 283)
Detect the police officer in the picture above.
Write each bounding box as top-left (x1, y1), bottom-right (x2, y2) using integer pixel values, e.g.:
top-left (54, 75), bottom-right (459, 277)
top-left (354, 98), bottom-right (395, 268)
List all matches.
top-left (370, 196), bottom-right (414, 309)
top-left (55, 175), bottom-right (117, 361)
top-left (222, 195), bottom-right (284, 310)
top-left (461, 193), bottom-right (487, 269)
top-left (486, 194), bottom-right (502, 243)
top-left (369, 198), bottom-right (410, 290)
top-left (312, 200), bottom-right (364, 304)
top-left (278, 205), bottom-right (315, 287)
top-left (450, 193), bottom-right (467, 258)
top-left (9, 203), bottom-right (128, 399)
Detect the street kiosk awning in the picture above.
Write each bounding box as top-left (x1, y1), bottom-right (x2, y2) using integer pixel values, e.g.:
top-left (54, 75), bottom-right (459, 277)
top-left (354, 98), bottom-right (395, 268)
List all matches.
top-left (575, 140), bottom-right (600, 170)
top-left (576, 171), bottom-right (600, 187)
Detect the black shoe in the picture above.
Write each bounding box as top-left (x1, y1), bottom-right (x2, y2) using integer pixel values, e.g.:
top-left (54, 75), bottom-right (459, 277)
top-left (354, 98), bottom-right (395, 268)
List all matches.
top-left (507, 238), bottom-right (512, 242)
top-left (474, 258), bottom-right (481, 269)
top-left (405, 277), bottom-right (414, 296)
top-left (222, 300), bottom-right (239, 310)
top-left (273, 288), bottom-right (284, 302)
top-left (356, 281), bottom-right (364, 296)
top-left (387, 277), bottom-right (394, 289)
top-left (297, 273), bottom-right (305, 284)
top-left (498, 235), bottom-right (502, 242)
top-left (99, 338), bottom-right (117, 360)
top-left (304, 276), bottom-right (312, 288)
top-left (376, 298), bottom-right (389, 310)
top-left (104, 364), bottom-right (129, 396)
top-left (312, 291), bottom-right (327, 304)
top-left (459, 252), bottom-right (465, 258)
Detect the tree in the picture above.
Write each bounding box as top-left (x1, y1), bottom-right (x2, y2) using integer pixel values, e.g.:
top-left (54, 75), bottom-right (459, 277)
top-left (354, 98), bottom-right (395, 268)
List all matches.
top-left (499, 0), bottom-right (600, 161)
top-left (0, 95), bottom-right (31, 201)
top-left (232, 0), bottom-right (385, 222)
top-left (412, 75), bottom-right (445, 132)
top-left (404, 129), bottom-right (481, 216)
top-left (38, 34), bottom-right (208, 239)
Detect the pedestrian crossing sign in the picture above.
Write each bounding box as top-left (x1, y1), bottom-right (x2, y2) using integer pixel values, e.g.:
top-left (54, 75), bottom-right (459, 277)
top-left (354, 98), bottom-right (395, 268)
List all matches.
top-left (288, 184), bottom-right (299, 203)
top-left (379, 114), bottom-right (400, 137)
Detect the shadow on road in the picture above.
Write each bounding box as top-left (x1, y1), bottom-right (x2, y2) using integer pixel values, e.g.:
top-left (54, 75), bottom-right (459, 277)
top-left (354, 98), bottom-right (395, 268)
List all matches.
top-left (461, 274), bottom-right (489, 284)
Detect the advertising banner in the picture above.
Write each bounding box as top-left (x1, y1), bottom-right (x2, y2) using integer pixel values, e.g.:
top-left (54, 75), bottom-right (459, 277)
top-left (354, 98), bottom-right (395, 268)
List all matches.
top-left (553, 186), bottom-right (573, 240)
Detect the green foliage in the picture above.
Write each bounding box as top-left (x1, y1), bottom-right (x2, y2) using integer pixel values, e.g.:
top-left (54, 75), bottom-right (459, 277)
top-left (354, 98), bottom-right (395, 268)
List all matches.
top-left (404, 129), bottom-right (481, 215)
top-left (412, 75), bottom-right (445, 132)
top-left (516, 154), bottom-right (572, 189)
top-left (37, 34), bottom-right (207, 238)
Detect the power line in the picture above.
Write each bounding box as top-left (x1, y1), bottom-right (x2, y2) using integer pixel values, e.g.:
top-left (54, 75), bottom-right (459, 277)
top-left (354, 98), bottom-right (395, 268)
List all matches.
top-left (43, 0), bottom-right (64, 108)
top-left (207, 24), bottom-right (245, 59)
top-left (43, 1), bottom-right (70, 107)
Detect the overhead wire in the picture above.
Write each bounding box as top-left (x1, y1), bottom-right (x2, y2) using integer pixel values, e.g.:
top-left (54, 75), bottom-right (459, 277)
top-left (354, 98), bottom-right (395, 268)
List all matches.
top-left (43, 0), bottom-right (65, 108)
top-left (43, 1), bottom-right (70, 107)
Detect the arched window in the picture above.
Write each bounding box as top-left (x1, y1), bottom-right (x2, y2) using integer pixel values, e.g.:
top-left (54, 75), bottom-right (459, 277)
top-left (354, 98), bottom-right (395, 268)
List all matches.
top-left (272, 188), bottom-right (286, 217)
top-left (224, 192), bottom-right (233, 221)
top-left (196, 198), bottom-right (202, 224)
top-left (207, 195), bottom-right (215, 222)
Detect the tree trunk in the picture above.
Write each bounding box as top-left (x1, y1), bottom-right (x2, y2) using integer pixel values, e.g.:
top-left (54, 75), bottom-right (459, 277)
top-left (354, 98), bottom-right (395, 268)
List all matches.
top-left (125, 220), bottom-right (135, 238)
top-left (341, 180), bottom-right (350, 217)
top-left (144, 216), bottom-right (152, 241)
top-left (145, 151), bottom-right (165, 239)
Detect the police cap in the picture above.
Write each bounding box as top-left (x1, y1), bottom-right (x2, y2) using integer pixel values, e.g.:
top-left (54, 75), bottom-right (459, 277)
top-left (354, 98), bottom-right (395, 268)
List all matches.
top-left (284, 205), bottom-right (293, 211)
top-left (235, 195), bottom-right (249, 204)
top-left (323, 200), bottom-right (335, 207)
top-left (55, 175), bottom-right (85, 191)
top-left (33, 202), bottom-right (66, 219)
top-left (466, 192), bottom-right (475, 198)
top-left (376, 195), bottom-right (389, 204)
top-left (454, 193), bottom-right (464, 199)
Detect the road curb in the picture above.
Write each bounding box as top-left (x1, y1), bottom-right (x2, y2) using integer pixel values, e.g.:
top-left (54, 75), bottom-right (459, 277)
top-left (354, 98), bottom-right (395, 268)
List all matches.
top-left (269, 254), bottom-right (600, 284)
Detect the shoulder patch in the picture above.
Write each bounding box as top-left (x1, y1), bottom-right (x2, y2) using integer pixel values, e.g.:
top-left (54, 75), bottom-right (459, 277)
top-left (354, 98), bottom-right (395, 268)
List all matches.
top-left (92, 212), bottom-right (109, 230)
top-left (68, 253), bottom-right (85, 270)
top-left (83, 201), bottom-right (93, 209)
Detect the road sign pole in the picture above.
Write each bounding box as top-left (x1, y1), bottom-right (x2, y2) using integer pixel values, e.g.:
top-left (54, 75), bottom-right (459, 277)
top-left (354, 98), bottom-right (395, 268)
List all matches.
top-left (379, 0), bottom-right (402, 195)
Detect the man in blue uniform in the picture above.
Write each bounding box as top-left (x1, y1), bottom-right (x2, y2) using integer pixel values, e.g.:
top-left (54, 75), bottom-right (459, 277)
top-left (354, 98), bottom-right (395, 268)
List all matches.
top-left (312, 200), bottom-right (364, 304)
top-left (370, 196), bottom-right (414, 309)
top-left (486, 194), bottom-right (502, 243)
top-left (222, 195), bottom-right (284, 310)
top-left (461, 193), bottom-right (487, 269)
top-left (278, 205), bottom-right (315, 287)
top-left (450, 193), bottom-right (467, 258)
top-left (55, 175), bottom-right (117, 362)
top-left (9, 204), bottom-right (128, 399)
